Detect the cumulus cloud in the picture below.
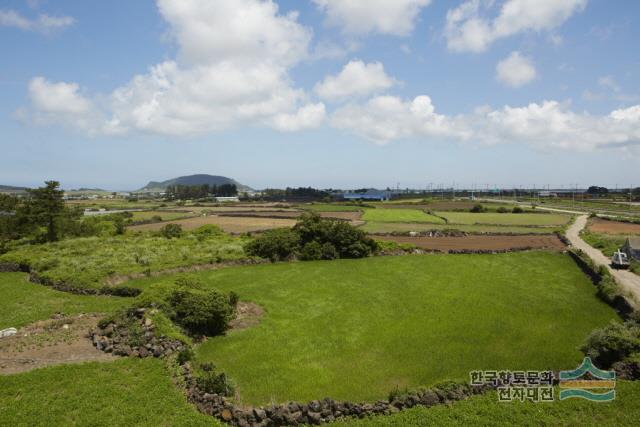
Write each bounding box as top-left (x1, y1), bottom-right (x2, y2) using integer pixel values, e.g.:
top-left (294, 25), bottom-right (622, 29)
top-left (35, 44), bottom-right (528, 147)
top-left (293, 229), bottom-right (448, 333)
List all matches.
top-left (495, 51), bottom-right (536, 87)
top-left (23, 0), bottom-right (323, 136)
top-left (445, 0), bottom-right (587, 53)
top-left (314, 60), bottom-right (397, 101)
top-left (331, 95), bottom-right (640, 151)
top-left (0, 9), bottom-right (75, 33)
top-left (313, 0), bottom-right (432, 36)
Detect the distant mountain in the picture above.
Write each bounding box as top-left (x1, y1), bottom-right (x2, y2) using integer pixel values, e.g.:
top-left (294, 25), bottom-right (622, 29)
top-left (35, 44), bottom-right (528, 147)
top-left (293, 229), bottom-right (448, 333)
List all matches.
top-left (138, 174), bottom-right (252, 192)
top-left (0, 185), bottom-right (27, 194)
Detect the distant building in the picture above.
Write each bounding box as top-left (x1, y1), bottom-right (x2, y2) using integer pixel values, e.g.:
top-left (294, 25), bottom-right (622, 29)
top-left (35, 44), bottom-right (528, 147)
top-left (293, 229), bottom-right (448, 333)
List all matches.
top-left (538, 191), bottom-right (557, 197)
top-left (622, 237), bottom-right (640, 261)
top-left (341, 190), bottom-right (392, 201)
top-left (214, 196), bottom-right (240, 203)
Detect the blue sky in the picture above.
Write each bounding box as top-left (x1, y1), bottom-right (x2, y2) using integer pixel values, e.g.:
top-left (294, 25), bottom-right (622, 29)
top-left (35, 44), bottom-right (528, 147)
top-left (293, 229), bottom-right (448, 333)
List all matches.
top-left (1, 0), bottom-right (639, 190)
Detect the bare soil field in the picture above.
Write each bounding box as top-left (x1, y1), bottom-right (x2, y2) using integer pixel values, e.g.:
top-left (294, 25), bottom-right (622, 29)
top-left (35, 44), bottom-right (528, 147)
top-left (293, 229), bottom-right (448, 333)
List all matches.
top-left (128, 215), bottom-right (296, 233)
top-left (375, 234), bottom-right (566, 252)
top-left (0, 315), bottom-right (114, 375)
top-left (588, 218), bottom-right (640, 235)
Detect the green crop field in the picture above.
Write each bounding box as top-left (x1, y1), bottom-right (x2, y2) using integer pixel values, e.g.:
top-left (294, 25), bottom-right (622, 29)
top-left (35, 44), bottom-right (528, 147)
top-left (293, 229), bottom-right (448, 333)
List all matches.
top-left (436, 212), bottom-right (570, 226)
top-left (0, 358), bottom-right (217, 427)
top-left (129, 251), bottom-right (616, 405)
top-left (0, 273), bottom-right (127, 328)
top-left (333, 381), bottom-right (640, 427)
top-left (0, 232), bottom-right (247, 291)
top-left (359, 222), bottom-right (559, 234)
top-left (362, 209), bottom-right (446, 223)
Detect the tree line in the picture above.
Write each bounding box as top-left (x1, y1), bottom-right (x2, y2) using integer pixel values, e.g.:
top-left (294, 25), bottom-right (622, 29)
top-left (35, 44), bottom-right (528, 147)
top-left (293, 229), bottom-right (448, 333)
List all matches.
top-left (165, 184), bottom-right (237, 200)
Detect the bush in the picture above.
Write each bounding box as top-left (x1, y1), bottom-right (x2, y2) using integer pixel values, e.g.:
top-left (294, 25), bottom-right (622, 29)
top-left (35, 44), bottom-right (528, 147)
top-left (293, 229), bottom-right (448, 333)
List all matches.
top-left (192, 224), bottom-right (224, 237)
top-left (244, 228), bottom-right (300, 261)
top-left (160, 223), bottom-right (183, 239)
top-left (512, 206), bottom-right (524, 214)
top-left (196, 364), bottom-right (235, 396)
top-left (167, 280), bottom-right (237, 336)
top-left (580, 320), bottom-right (640, 368)
top-left (496, 207), bottom-right (509, 213)
top-left (299, 241), bottom-right (339, 261)
top-left (469, 204), bottom-right (486, 213)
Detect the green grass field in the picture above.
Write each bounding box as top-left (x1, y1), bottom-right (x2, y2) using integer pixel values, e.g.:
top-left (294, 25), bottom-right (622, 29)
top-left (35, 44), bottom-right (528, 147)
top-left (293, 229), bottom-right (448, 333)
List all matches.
top-left (128, 210), bottom-right (196, 222)
top-left (360, 222), bottom-right (559, 234)
top-left (581, 231), bottom-right (626, 257)
top-left (0, 233), bottom-right (247, 290)
top-left (128, 251), bottom-right (616, 405)
top-left (0, 272), bottom-right (127, 329)
top-left (0, 358), bottom-right (217, 426)
top-left (303, 204), bottom-right (365, 212)
top-left (362, 209), bottom-right (446, 223)
top-left (333, 381), bottom-right (640, 426)
top-left (436, 211), bottom-right (570, 226)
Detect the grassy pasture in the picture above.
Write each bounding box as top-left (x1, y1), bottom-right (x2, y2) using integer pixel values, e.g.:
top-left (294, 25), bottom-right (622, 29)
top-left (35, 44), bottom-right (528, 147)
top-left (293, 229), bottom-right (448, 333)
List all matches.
top-left (0, 233), bottom-right (247, 291)
top-left (0, 273), bottom-right (127, 328)
top-left (129, 251), bottom-right (616, 405)
top-left (436, 211), bottom-right (570, 226)
top-left (0, 358), bottom-right (217, 426)
top-left (334, 381), bottom-right (640, 426)
top-left (362, 209), bottom-right (446, 223)
top-left (360, 222), bottom-right (560, 234)
top-left (303, 204), bottom-right (365, 212)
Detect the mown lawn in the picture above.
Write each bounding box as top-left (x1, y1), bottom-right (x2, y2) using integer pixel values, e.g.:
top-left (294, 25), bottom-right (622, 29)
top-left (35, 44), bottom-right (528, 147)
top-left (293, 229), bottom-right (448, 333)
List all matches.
top-left (360, 222), bottom-right (559, 234)
top-left (362, 209), bottom-right (446, 223)
top-left (0, 273), bottom-right (128, 329)
top-left (0, 358), bottom-right (216, 426)
top-left (129, 251), bottom-right (617, 405)
top-left (332, 381), bottom-right (640, 426)
top-left (437, 211), bottom-right (570, 226)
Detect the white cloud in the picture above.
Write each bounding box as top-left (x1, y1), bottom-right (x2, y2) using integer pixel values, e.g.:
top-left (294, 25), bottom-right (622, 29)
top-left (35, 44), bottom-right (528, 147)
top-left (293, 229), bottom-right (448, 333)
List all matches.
top-left (598, 75), bottom-right (621, 93)
top-left (0, 9), bottom-right (75, 33)
top-left (496, 51), bottom-right (536, 87)
top-left (269, 103), bottom-right (326, 132)
top-left (445, 0), bottom-right (587, 53)
top-left (314, 60), bottom-right (398, 101)
top-left (313, 0), bottom-right (431, 36)
top-left (24, 0), bottom-right (323, 136)
top-left (331, 95), bottom-right (640, 151)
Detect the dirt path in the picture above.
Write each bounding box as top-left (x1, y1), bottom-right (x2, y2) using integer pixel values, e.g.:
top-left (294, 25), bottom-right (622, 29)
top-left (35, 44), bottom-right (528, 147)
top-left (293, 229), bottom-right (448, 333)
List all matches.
top-left (566, 215), bottom-right (640, 307)
top-left (0, 315), bottom-right (115, 375)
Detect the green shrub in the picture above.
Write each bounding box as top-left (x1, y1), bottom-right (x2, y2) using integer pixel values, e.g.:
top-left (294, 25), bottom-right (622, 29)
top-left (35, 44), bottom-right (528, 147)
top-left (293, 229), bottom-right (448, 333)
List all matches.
top-left (167, 280), bottom-right (237, 336)
top-left (244, 228), bottom-right (300, 261)
top-left (160, 223), bottom-right (183, 239)
top-left (470, 204), bottom-right (486, 213)
top-left (496, 207), bottom-right (509, 213)
top-left (176, 347), bottom-right (195, 365)
top-left (581, 320), bottom-right (640, 368)
top-left (192, 224), bottom-right (224, 237)
top-left (196, 363), bottom-right (234, 396)
top-left (512, 206), bottom-right (524, 214)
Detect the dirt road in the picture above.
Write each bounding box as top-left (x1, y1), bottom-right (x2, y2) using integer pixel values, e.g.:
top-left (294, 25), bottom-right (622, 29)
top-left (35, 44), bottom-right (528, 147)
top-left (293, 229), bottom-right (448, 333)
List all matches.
top-left (566, 215), bottom-right (640, 307)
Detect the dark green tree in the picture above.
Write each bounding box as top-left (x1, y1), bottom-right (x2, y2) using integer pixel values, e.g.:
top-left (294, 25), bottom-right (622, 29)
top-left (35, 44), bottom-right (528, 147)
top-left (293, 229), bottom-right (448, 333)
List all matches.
top-left (26, 181), bottom-right (66, 242)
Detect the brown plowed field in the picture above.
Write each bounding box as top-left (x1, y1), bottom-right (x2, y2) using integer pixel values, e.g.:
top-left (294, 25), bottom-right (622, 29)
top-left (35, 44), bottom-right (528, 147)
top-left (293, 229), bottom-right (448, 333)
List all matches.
top-left (375, 234), bottom-right (566, 252)
top-left (128, 215), bottom-right (296, 233)
top-left (588, 218), bottom-right (640, 235)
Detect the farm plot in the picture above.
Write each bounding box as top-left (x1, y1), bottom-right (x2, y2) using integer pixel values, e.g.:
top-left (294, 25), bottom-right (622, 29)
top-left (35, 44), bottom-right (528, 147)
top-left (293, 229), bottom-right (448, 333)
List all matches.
top-left (360, 222), bottom-right (559, 235)
top-left (129, 251), bottom-right (616, 405)
top-left (362, 209), bottom-right (446, 223)
top-left (128, 210), bottom-right (195, 222)
top-left (437, 212), bottom-right (570, 226)
top-left (588, 218), bottom-right (640, 235)
top-left (128, 215), bottom-right (296, 233)
top-left (375, 234), bottom-right (566, 252)
top-left (220, 210), bottom-right (363, 221)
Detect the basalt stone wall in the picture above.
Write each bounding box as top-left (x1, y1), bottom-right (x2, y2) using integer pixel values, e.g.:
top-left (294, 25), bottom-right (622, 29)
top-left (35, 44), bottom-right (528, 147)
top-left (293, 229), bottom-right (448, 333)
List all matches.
top-left (180, 363), bottom-right (497, 427)
top-left (90, 308), bottom-right (186, 358)
top-left (28, 271), bottom-right (142, 297)
top-left (0, 262), bottom-right (24, 273)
